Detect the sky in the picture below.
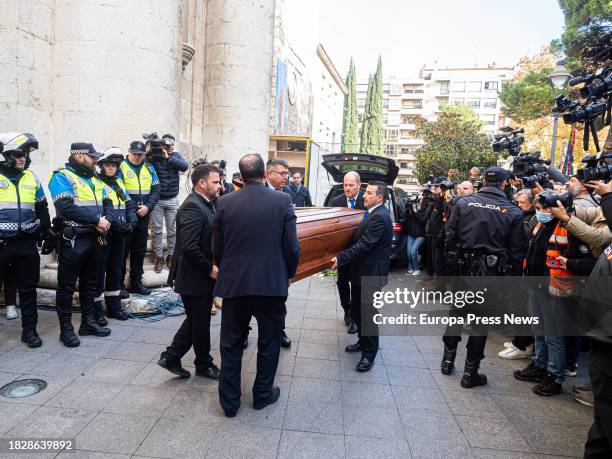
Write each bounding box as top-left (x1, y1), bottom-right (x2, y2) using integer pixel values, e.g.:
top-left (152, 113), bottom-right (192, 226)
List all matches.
top-left (299, 0), bottom-right (566, 80)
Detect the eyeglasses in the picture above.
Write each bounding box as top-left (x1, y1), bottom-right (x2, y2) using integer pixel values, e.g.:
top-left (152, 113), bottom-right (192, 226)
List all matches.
top-left (270, 170), bottom-right (289, 177)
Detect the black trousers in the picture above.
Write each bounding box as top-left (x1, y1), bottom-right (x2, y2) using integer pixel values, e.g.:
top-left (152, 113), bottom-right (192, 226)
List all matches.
top-left (219, 295), bottom-right (286, 414)
top-left (512, 335), bottom-right (534, 351)
top-left (163, 294), bottom-right (213, 370)
top-left (584, 340), bottom-right (612, 459)
top-left (425, 236), bottom-right (445, 276)
top-left (56, 235), bottom-right (103, 320)
top-left (125, 214), bottom-right (149, 283)
top-left (336, 265), bottom-right (355, 317)
top-left (96, 231), bottom-right (127, 313)
top-left (351, 285), bottom-right (379, 360)
top-left (0, 239), bottom-right (39, 330)
top-left (1, 264), bottom-right (16, 306)
top-left (443, 304), bottom-right (488, 362)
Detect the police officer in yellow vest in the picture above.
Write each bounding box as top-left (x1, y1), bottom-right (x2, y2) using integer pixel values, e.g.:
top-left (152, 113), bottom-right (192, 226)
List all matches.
top-left (49, 143), bottom-right (114, 347)
top-left (94, 148), bottom-right (137, 323)
top-left (0, 132), bottom-right (54, 348)
top-left (119, 141), bottom-right (160, 295)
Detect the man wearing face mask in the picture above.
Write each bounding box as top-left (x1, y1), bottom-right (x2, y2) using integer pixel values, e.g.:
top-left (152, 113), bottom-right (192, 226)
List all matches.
top-left (514, 190), bottom-right (596, 396)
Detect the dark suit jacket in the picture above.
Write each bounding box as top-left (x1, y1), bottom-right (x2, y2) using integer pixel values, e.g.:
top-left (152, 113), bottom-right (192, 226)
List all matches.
top-left (330, 192), bottom-right (365, 210)
top-left (288, 183), bottom-right (312, 207)
top-left (213, 182), bottom-right (300, 298)
top-left (167, 191), bottom-right (215, 297)
top-left (336, 205), bottom-right (393, 286)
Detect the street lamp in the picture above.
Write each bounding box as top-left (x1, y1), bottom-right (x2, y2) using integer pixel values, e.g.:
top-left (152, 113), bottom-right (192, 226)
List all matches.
top-left (546, 62), bottom-right (573, 167)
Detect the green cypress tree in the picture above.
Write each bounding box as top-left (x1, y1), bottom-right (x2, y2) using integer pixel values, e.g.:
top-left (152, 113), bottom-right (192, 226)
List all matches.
top-left (360, 74), bottom-right (373, 153)
top-left (341, 59), bottom-right (359, 153)
top-left (370, 56), bottom-right (384, 155)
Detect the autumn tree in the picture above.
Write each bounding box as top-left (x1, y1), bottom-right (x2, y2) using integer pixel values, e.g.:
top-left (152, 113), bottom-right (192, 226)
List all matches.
top-left (414, 105), bottom-right (499, 183)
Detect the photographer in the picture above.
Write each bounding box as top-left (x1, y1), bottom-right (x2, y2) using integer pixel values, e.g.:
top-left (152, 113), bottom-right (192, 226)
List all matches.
top-left (403, 191), bottom-right (427, 276)
top-left (424, 177), bottom-right (448, 279)
top-left (498, 188), bottom-right (536, 360)
top-left (149, 134), bottom-right (188, 273)
top-left (514, 190), bottom-right (597, 396)
top-left (568, 175), bottom-right (598, 208)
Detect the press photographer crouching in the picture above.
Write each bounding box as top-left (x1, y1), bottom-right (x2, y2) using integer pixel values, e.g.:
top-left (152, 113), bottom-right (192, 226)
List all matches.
top-left (513, 190), bottom-right (601, 396)
top-left (148, 133), bottom-right (189, 273)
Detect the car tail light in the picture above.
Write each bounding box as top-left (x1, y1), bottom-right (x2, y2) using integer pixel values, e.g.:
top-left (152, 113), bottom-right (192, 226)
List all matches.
top-left (392, 223), bottom-right (402, 233)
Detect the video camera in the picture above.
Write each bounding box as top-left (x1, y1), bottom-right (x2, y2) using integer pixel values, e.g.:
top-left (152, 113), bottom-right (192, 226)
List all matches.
top-left (142, 132), bottom-right (174, 157)
top-left (537, 190), bottom-right (573, 209)
top-left (511, 151), bottom-right (551, 189)
top-left (575, 151), bottom-right (612, 182)
top-left (553, 66), bottom-right (612, 152)
top-left (425, 174), bottom-right (454, 191)
top-left (492, 127), bottom-right (525, 155)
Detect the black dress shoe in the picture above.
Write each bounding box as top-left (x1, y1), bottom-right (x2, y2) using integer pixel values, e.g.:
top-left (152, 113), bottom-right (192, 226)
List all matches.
top-left (280, 331), bottom-right (291, 348)
top-left (356, 357), bottom-right (374, 372)
top-left (157, 356), bottom-right (191, 378)
top-left (345, 342), bottom-right (362, 353)
top-left (108, 309), bottom-right (130, 321)
top-left (196, 364), bottom-right (220, 380)
top-left (21, 329), bottom-right (42, 348)
top-left (253, 386), bottom-right (280, 410)
top-left (224, 410), bottom-right (237, 418)
top-left (347, 322), bottom-right (358, 334)
top-left (343, 312), bottom-right (350, 326)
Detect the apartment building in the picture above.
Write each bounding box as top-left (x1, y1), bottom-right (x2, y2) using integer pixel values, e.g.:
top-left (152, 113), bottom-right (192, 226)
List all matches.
top-left (356, 65), bottom-right (515, 190)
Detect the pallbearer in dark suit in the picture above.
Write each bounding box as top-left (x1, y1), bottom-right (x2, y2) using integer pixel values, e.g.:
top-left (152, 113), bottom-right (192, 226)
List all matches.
top-left (214, 154), bottom-right (300, 418)
top-left (332, 181), bottom-right (393, 372)
top-left (157, 164), bottom-right (221, 379)
top-left (329, 171), bottom-right (365, 335)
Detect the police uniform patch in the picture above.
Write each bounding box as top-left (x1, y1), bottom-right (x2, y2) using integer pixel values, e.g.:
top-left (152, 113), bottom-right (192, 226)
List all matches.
top-left (77, 178), bottom-right (85, 187)
top-left (127, 171), bottom-right (135, 179)
top-left (0, 180), bottom-right (9, 189)
top-left (579, 245), bottom-right (589, 254)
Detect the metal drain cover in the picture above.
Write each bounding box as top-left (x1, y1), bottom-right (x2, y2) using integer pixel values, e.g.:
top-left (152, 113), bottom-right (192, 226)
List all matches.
top-left (0, 379), bottom-right (47, 399)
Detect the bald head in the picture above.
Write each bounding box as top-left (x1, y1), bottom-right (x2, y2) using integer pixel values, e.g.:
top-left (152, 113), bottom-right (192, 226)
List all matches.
top-left (343, 171), bottom-right (361, 199)
top-left (239, 153), bottom-right (265, 183)
top-left (457, 181), bottom-right (474, 197)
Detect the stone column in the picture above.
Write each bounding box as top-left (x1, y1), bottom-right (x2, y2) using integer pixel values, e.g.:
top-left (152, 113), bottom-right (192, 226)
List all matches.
top-left (0, 0), bottom-right (54, 183)
top-left (203, 0), bottom-right (276, 172)
top-left (51, 0), bottom-right (183, 162)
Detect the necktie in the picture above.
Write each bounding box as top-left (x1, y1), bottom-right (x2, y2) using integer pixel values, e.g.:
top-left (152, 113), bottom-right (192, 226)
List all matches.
top-left (361, 209), bottom-right (369, 221)
top-left (349, 198), bottom-right (355, 209)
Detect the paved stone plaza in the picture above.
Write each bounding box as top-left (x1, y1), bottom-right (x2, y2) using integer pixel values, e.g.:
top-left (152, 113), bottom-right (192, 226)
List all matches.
top-left (0, 273), bottom-right (592, 458)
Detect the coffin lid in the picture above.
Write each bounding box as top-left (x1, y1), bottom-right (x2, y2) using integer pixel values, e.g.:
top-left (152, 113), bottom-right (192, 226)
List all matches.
top-left (321, 153), bottom-right (399, 185)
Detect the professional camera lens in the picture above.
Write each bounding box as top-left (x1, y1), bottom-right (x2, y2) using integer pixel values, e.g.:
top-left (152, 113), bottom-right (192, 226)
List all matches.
top-left (563, 101), bottom-right (606, 124)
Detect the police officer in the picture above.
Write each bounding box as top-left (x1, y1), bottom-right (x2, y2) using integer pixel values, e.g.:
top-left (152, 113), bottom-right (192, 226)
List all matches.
top-left (441, 167), bottom-right (525, 388)
top-left (94, 148), bottom-right (137, 323)
top-left (48, 143), bottom-right (113, 347)
top-left (120, 141), bottom-right (160, 295)
top-left (0, 133), bottom-right (54, 347)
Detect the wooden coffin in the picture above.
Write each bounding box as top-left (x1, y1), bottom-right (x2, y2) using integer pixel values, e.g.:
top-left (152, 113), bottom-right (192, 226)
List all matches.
top-left (294, 207), bottom-right (365, 281)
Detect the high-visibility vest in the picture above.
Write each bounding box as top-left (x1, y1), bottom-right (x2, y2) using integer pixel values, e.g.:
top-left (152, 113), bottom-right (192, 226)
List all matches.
top-left (0, 170), bottom-right (40, 238)
top-left (120, 161), bottom-right (152, 199)
top-left (533, 221), bottom-right (577, 297)
top-left (106, 178), bottom-right (129, 224)
top-left (53, 168), bottom-right (106, 228)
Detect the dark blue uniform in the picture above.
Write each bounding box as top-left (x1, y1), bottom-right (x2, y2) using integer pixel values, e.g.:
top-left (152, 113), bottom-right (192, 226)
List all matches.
top-left (441, 183), bottom-right (525, 384)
